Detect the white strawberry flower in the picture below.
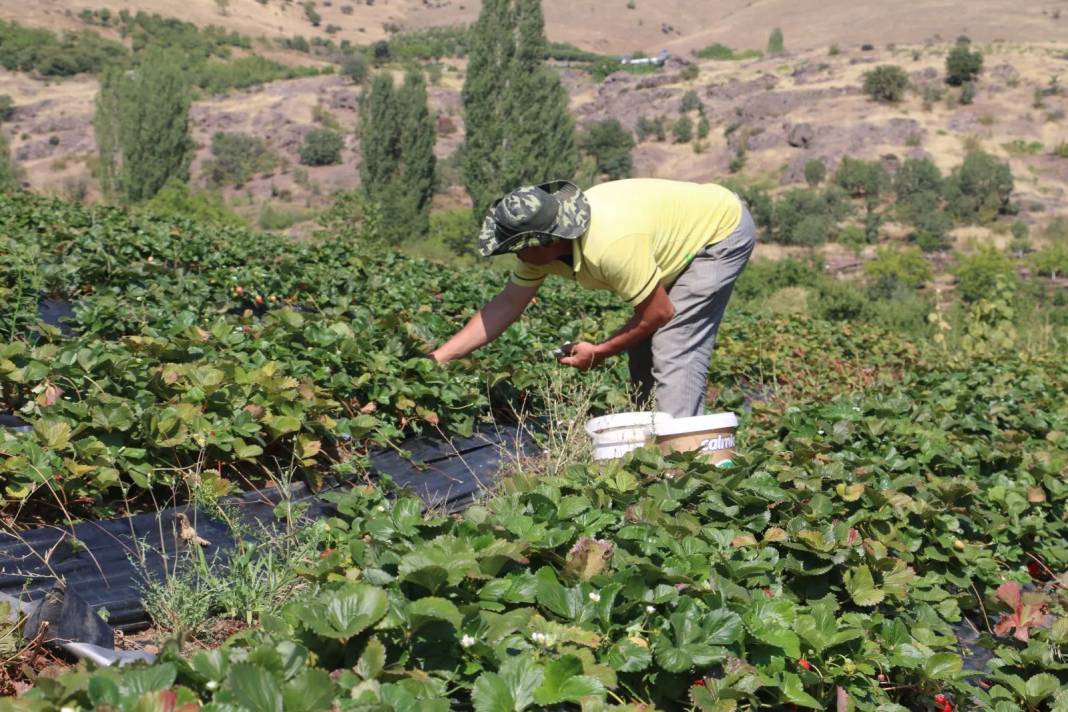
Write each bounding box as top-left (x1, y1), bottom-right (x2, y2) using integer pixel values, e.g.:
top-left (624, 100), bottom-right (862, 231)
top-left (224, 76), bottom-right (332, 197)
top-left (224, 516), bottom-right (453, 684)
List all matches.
top-left (645, 605), bottom-right (656, 614)
top-left (460, 634), bottom-right (476, 648)
top-left (588, 591), bottom-right (601, 603)
top-left (206, 680), bottom-right (219, 690)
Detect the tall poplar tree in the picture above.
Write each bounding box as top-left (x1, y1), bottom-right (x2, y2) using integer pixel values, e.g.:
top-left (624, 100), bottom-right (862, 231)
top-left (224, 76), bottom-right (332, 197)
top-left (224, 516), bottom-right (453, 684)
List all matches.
top-left (461, 0), bottom-right (577, 216)
top-left (94, 47), bottom-right (192, 203)
top-left (360, 69), bottom-right (436, 243)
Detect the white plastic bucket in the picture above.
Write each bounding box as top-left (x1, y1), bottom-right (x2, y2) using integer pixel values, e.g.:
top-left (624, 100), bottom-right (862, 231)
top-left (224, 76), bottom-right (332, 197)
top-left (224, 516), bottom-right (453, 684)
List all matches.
top-left (654, 412), bottom-right (738, 465)
top-left (585, 411), bottom-right (673, 461)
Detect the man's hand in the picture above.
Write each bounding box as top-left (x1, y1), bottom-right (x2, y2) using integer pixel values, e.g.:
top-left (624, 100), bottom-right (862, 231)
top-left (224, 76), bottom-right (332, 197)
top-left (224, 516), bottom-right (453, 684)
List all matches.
top-left (559, 341), bottom-right (602, 370)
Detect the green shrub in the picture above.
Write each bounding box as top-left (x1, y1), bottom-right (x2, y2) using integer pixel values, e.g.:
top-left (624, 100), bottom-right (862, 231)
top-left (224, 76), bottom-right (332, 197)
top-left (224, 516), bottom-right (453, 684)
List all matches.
top-left (204, 132), bottom-right (277, 187)
top-left (636, 116), bottom-right (666, 142)
top-left (1030, 243), bottom-right (1068, 278)
top-left (1010, 220), bottom-right (1029, 241)
top-left (303, 1), bottom-right (321, 26)
top-left (299, 128), bottom-right (343, 166)
top-left (1001, 139), bottom-right (1043, 155)
top-left (696, 114), bottom-right (710, 140)
top-left (960, 80), bottom-right (976, 104)
top-left (695, 43), bottom-right (735, 60)
top-left (258, 203), bottom-right (312, 231)
top-left (729, 149), bottom-right (747, 174)
top-left (671, 115), bottom-right (693, 143)
top-left (837, 224), bottom-right (866, 251)
top-left (815, 279), bottom-right (866, 321)
top-left (774, 187), bottom-right (850, 245)
top-left (694, 43), bottom-right (762, 61)
top-left (285, 35), bottom-right (311, 53)
top-left (192, 56), bottom-right (320, 94)
top-left (767, 27), bottom-right (784, 55)
top-left (0, 20), bottom-right (128, 76)
top-left (0, 132), bottom-right (21, 193)
top-left (944, 150), bottom-right (1013, 223)
top-left (679, 90), bottom-right (702, 113)
top-left (834, 157), bottom-right (884, 198)
top-left (721, 180), bottom-right (773, 235)
top-left (579, 119), bottom-right (635, 180)
top-left (341, 53), bottom-right (368, 84)
top-left (862, 64), bottom-right (909, 103)
top-left (946, 42), bottom-right (982, 86)
top-left (894, 157), bottom-right (943, 204)
top-left (803, 159), bottom-right (826, 187)
top-left (389, 25), bottom-right (471, 61)
top-left (790, 214), bottom-right (834, 246)
top-left (954, 248), bottom-right (1017, 302)
top-left (139, 179), bottom-right (244, 226)
top-left (431, 207), bottom-right (479, 255)
top-left (732, 254), bottom-right (825, 302)
top-left (0, 95), bottom-right (13, 122)
top-left (863, 246), bottom-right (932, 298)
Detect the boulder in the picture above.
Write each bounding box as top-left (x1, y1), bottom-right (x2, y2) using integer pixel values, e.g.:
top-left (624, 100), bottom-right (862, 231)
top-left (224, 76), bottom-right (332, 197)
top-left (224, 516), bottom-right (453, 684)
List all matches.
top-left (786, 122), bottom-right (815, 148)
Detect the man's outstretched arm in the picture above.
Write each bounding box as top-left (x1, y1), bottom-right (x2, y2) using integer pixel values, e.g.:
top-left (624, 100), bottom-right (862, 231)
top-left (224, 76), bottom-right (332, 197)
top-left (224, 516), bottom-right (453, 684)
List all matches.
top-left (560, 284), bottom-right (674, 370)
top-left (430, 281), bottom-right (540, 363)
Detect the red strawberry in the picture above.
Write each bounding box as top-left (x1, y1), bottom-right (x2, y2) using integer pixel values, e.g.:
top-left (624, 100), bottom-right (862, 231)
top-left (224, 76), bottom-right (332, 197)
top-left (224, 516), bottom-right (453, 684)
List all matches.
top-left (1027, 561), bottom-right (1044, 578)
top-left (798, 658), bottom-right (812, 671)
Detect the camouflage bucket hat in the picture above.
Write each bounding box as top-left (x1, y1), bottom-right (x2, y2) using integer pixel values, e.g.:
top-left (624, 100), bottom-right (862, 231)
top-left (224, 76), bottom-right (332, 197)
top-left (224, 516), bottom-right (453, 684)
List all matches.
top-left (477, 180), bottom-right (591, 257)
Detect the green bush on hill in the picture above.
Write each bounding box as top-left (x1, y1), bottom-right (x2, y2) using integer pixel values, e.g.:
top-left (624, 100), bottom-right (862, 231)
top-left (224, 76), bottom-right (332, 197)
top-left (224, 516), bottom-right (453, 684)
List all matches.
top-left (579, 119), bottom-right (635, 180)
top-left (774, 186), bottom-right (851, 245)
top-left (954, 248), bottom-right (1017, 302)
top-left (300, 128), bottom-right (344, 166)
top-left (0, 20), bottom-right (127, 76)
top-left (864, 246), bottom-right (933, 298)
top-left (944, 150), bottom-right (1014, 223)
top-left (679, 90), bottom-right (702, 113)
top-left (0, 95), bottom-right (14, 122)
top-left (694, 43), bottom-right (762, 60)
top-left (140, 178), bottom-right (246, 226)
top-left (946, 40), bottom-right (983, 86)
top-left (803, 159), bottom-right (826, 187)
top-left (636, 115), bottom-right (666, 142)
top-left (671, 115), bottom-right (693, 143)
top-left (862, 64), bottom-right (910, 103)
top-left (834, 157), bottom-right (885, 199)
top-left (204, 132), bottom-right (278, 187)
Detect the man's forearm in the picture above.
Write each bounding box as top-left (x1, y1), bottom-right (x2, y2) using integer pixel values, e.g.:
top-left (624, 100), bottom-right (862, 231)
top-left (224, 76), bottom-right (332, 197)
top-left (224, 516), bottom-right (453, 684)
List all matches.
top-left (594, 311), bottom-right (665, 359)
top-left (432, 311), bottom-right (500, 362)
top-left (595, 284), bottom-right (675, 359)
top-left (431, 283), bottom-right (537, 362)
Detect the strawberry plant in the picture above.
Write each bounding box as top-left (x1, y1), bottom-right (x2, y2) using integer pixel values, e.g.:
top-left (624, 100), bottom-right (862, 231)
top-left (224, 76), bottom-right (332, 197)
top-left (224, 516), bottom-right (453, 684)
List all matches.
top-left (1, 192), bottom-right (1066, 709)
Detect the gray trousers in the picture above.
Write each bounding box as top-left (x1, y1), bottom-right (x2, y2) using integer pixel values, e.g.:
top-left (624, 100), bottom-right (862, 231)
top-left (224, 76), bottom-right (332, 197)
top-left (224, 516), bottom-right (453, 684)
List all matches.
top-left (628, 204), bottom-right (756, 418)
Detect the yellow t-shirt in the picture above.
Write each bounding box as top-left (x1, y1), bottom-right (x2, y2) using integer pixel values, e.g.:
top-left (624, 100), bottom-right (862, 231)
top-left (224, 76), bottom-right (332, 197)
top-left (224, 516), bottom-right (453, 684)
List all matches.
top-left (510, 179), bottom-right (742, 306)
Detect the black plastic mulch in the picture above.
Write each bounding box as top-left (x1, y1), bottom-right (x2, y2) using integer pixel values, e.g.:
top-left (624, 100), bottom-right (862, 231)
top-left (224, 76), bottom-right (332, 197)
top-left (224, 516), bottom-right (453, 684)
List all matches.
top-left (0, 425), bottom-right (535, 632)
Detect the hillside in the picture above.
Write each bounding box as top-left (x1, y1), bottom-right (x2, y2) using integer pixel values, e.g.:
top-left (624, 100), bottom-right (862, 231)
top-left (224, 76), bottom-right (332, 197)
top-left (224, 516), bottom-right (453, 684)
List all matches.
top-left (3, 0), bottom-right (1065, 55)
top-left (2, 34), bottom-right (1065, 254)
